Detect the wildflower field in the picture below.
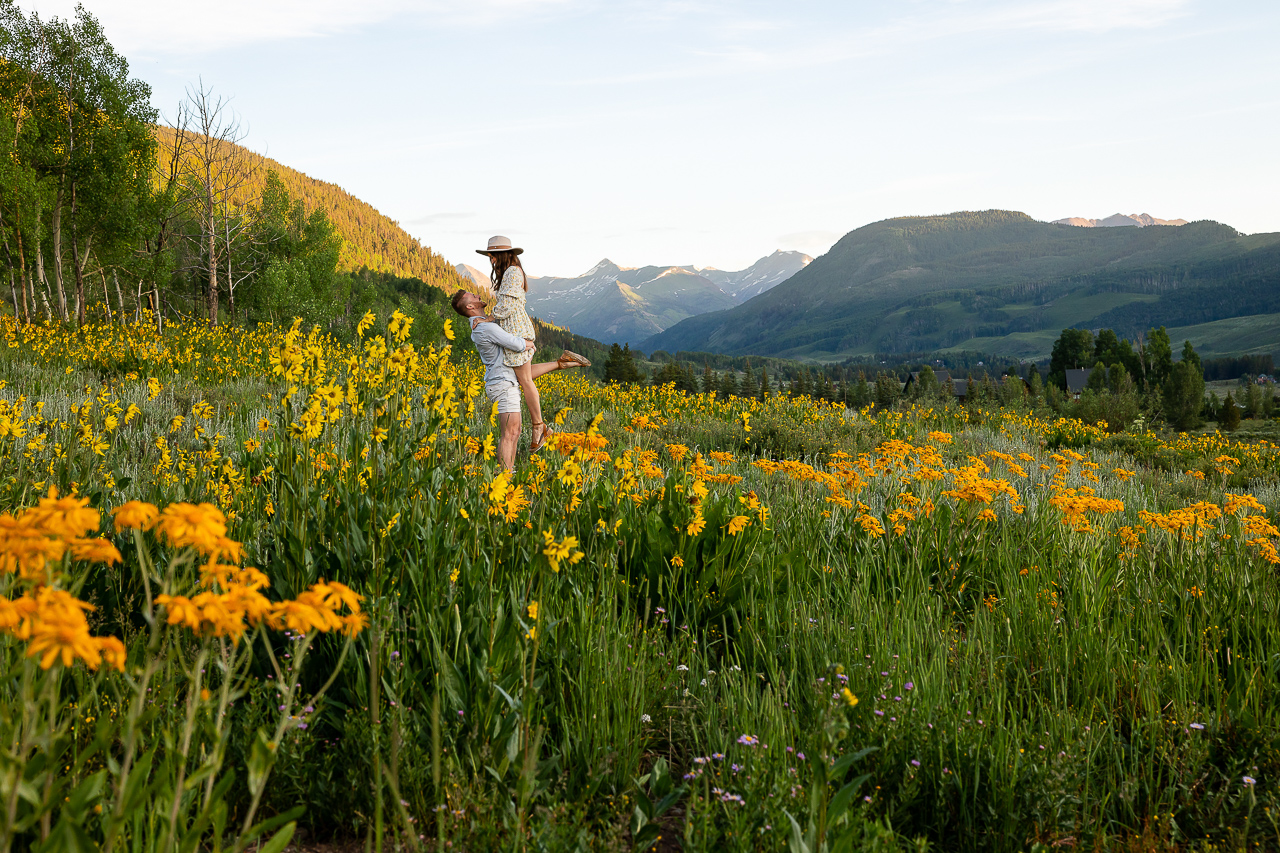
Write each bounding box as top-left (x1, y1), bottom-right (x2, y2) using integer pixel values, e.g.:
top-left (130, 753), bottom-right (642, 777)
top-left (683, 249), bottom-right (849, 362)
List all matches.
top-left (1, 312), bottom-right (1278, 852)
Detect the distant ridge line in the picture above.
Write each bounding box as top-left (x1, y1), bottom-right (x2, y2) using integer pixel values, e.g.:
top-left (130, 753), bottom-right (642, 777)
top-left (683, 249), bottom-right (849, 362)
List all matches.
top-left (1052, 213), bottom-right (1189, 228)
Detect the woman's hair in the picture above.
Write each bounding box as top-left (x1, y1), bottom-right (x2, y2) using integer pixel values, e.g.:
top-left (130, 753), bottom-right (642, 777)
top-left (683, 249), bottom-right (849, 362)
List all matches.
top-left (488, 250), bottom-right (527, 292)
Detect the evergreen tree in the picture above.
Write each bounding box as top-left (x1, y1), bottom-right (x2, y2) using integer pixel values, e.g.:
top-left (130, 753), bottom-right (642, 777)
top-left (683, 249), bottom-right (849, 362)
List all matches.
top-left (605, 343), bottom-right (642, 385)
top-left (1142, 327), bottom-right (1174, 391)
top-left (852, 374), bottom-right (872, 408)
top-left (1162, 340), bottom-right (1205, 431)
top-left (1093, 329), bottom-right (1141, 378)
top-left (758, 365), bottom-right (770, 400)
top-left (720, 371), bottom-right (739, 398)
top-left (1086, 361), bottom-right (1108, 393)
top-left (1027, 365), bottom-right (1043, 398)
top-left (1048, 328), bottom-right (1094, 389)
top-left (1220, 392), bottom-right (1242, 432)
top-left (1245, 382), bottom-right (1262, 419)
top-left (604, 343), bottom-right (627, 383)
top-left (621, 345), bottom-right (642, 383)
top-left (702, 363), bottom-right (715, 395)
top-left (1109, 362), bottom-right (1131, 395)
top-left (874, 372), bottom-right (900, 410)
top-left (916, 365), bottom-right (938, 397)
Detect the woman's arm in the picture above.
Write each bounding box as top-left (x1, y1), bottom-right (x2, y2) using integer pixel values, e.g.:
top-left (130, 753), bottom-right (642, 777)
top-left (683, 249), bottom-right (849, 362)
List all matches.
top-left (474, 321), bottom-right (534, 353)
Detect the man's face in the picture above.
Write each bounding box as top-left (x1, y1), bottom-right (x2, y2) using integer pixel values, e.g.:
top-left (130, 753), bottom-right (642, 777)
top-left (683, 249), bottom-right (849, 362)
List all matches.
top-left (460, 294), bottom-right (482, 314)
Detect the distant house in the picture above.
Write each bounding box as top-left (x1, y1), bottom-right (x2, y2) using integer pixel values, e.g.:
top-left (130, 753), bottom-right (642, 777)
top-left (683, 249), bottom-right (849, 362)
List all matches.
top-left (1065, 368), bottom-right (1093, 398)
top-left (949, 378), bottom-right (971, 399)
top-left (903, 369), bottom-right (951, 393)
top-left (1065, 367), bottom-right (1116, 399)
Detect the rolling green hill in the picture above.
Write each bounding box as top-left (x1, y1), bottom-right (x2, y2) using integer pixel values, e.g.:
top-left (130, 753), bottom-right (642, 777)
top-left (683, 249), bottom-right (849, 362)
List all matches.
top-left (642, 210), bottom-right (1280, 361)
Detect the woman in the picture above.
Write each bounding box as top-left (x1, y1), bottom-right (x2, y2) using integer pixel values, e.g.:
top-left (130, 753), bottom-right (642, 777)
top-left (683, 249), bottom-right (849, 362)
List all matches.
top-left (477, 235), bottom-right (590, 450)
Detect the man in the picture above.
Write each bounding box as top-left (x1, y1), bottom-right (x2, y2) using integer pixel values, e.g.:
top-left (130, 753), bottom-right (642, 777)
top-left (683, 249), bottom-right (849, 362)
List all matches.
top-left (450, 289), bottom-right (591, 471)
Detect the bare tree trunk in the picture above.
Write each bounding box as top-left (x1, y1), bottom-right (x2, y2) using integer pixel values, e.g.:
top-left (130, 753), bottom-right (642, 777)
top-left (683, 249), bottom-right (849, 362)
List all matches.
top-left (50, 190), bottom-right (68, 321)
top-left (182, 81), bottom-right (247, 329)
top-left (17, 232), bottom-right (29, 323)
top-left (136, 277), bottom-right (143, 324)
top-left (36, 233), bottom-right (55, 323)
top-left (20, 265), bottom-right (31, 324)
top-left (207, 203), bottom-right (218, 326)
top-left (36, 255), bottom-right (52, 322)
top-left (113, 270), bottom-right (125, 323)
top-left (70, 185), bottom-right (87, 326)
top-left (98, 266), bottom-right (113, 323)
top-left (8, 270), bottom-right (16, 318)
top-left (225, 216), bottom-right (236, 322)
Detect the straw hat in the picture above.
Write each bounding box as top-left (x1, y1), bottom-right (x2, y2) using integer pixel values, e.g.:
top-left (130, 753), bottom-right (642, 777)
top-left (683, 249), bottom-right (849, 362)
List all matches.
top-left (477, 235), bottom-right (523, 256)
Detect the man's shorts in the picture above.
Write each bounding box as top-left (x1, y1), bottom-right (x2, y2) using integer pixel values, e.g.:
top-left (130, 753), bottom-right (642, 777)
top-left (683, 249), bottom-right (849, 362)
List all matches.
top-left (485, 380), bottom-right (521, 415)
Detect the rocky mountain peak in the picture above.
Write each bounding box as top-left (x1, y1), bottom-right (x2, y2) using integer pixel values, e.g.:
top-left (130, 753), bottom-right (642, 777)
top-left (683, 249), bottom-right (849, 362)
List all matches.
top-left (1052, 213), bottom-right (1188, 228)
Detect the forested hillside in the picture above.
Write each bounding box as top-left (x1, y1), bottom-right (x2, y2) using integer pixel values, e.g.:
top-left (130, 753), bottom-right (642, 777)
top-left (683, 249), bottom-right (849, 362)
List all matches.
top-left (644, 210), bottom-right (1280, 361)
top-left (151, 126), bottom-right (466, 290)
top-left (0, 2), bottom-right (473, 335)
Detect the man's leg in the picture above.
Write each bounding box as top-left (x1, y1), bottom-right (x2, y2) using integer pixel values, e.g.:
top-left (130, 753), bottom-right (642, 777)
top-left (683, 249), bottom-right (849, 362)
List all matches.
top-left (497, 411), bottom-right (520, 471)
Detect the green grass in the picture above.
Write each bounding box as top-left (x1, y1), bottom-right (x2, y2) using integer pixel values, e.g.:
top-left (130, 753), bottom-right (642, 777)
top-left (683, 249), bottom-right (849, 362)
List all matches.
top-left (1166, 313), bottom-right (1280, 358)
top-left (2, 316), bottom-right (1280, 851)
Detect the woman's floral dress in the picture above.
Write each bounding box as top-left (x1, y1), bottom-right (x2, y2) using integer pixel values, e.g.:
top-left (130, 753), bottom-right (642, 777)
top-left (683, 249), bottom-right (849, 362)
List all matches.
top-left (492, 267), bottom-right (535, 367)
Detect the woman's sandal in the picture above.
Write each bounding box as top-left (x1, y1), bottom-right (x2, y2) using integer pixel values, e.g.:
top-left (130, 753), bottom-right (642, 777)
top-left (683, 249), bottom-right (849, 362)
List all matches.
top-left (530, 420), bottom-right (550, 453)
top-left (557, 350), bottom-right (592, 369)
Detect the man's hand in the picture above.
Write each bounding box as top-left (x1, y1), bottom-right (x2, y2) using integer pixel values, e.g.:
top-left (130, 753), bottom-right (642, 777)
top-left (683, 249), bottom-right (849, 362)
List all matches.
top-left (471, 314), bottom-right (494, 325)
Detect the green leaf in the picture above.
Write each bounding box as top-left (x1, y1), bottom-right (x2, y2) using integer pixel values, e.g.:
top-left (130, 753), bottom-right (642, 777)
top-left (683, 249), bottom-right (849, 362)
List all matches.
top-left (35, 818), bottom-right (99, 853)
top-left (243, 806), bottom-right (305, 847)
top-left (257, 822), bottom-right (297, 853)
top-left (827, 772), bottom-right (873, 820)
top-left (64, 770), bottom-right (106, 822)
top-left (831, 745), bottom-right (878, 777)
top-left (784, 809), bottom-right (812, 853)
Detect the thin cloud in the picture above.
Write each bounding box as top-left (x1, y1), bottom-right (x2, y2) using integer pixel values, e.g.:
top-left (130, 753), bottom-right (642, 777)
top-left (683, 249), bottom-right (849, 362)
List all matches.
top-left (16, 0), bottom-right (586, 55)
top-left (778, 230), bottom-right (841, 247)
top-left (565, 0), bottom-right (1193, 87)
top-left (404, 211), bottom-right (479, 226)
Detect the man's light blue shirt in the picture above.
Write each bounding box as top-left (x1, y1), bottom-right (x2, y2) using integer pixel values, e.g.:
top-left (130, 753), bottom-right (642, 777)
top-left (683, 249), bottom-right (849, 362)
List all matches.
top-left (470, 320), bottom-right (527, 387)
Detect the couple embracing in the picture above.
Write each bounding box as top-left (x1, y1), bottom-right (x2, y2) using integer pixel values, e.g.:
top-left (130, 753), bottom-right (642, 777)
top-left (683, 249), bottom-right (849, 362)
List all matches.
top-left (450, 235), bottom-right (592, 471)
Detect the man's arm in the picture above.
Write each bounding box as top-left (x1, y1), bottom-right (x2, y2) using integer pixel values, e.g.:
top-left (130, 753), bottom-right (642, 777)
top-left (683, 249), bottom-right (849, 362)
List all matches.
top-left (473, 321), bottom-right (533, 353)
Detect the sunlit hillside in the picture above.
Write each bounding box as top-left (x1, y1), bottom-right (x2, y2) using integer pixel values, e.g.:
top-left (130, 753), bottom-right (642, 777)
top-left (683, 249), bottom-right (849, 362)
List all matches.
top-left (152, 126), bottom-right (471, 295)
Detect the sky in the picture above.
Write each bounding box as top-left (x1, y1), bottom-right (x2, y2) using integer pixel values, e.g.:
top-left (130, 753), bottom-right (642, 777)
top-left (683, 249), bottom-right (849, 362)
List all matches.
top-left (17, 0), bottom-right (1280, 278)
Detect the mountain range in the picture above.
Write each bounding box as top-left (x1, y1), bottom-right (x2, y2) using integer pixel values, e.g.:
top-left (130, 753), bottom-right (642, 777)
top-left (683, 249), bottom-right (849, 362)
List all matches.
top-left (643, 210), bottom-right (1280, 361)
top-left (455, 250), bottom-right (811, 346)
top-left (1052, 213), bottom-right (1189, 228)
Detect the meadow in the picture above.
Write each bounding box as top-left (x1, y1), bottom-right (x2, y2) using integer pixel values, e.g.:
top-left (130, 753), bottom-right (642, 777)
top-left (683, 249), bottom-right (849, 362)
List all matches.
top-left (0, 311), bottom-right (1278, 852)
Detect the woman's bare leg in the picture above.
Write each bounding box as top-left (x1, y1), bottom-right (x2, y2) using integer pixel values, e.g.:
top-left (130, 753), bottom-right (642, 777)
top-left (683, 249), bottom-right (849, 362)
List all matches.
top-left (514, 360), bottom-right (545, 426)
